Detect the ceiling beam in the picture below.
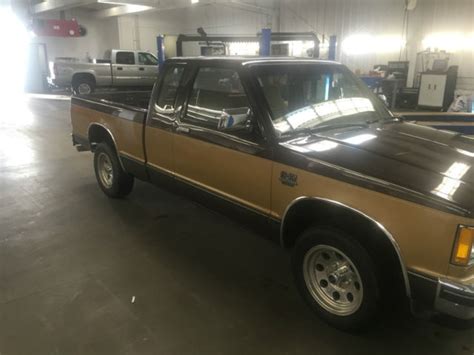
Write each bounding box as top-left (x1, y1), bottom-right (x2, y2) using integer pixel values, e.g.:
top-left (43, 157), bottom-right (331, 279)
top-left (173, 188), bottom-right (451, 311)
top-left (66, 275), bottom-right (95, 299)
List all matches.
top-left (32, 0), bottom-right (97, 14)
top-left (94, 4), bottom-right (153, 17)
top-left (94, 0), bottom-right (212, 18)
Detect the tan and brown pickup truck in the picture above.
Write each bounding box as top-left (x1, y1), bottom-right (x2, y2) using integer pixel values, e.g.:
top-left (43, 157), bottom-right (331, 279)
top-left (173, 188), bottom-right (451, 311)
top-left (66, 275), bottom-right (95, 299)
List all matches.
top-left (71, 57), bottom-right (474, 330)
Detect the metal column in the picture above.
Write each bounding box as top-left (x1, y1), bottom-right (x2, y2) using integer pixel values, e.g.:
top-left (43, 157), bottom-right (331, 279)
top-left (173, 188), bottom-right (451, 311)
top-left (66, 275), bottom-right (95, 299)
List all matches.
top-left (156, 35), bottom-right (165, 70)
top-left (328, 35), bottom-right (337, 61)
top-left (259, 28), bottom-right (271, 56)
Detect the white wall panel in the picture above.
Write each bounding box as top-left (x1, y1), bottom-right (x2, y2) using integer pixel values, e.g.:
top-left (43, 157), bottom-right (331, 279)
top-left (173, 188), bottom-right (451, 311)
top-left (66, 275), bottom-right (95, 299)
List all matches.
top-left (117, 3), bottom-right (273, 57)
top-left (409, 0), bottom-right (474, 90)
top-left (279, 0), bottom-right (474, 89)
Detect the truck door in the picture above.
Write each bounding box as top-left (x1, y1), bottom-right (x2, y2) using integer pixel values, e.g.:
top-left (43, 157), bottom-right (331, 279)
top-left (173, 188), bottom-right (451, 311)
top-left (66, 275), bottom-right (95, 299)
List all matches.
top-left (112, 51), bottom-right (140, 86)
top-left (138, 52), bottom-right (159, 86)
top-left (173, 65), bottom-right (273, 216)
top-left (145, 63), bottom-right (187, 184)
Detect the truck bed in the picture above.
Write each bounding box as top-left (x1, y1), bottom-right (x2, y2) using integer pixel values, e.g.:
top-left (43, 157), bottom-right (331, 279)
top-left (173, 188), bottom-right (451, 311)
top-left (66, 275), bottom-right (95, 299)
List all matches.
top-left (71, 91), bottom-right (152, 172)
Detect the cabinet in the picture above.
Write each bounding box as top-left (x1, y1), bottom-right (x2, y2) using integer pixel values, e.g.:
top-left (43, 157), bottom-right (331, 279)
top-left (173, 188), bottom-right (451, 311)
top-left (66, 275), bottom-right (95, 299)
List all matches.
top-left (418, 74), bottom-right (447, 108)
top-left (417, 66), bottom-right (458, 110)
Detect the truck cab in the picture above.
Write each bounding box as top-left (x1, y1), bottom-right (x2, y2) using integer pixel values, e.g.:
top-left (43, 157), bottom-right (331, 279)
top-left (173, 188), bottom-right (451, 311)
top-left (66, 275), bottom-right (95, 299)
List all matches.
top-left (105, 49), bottom-right (158, 87)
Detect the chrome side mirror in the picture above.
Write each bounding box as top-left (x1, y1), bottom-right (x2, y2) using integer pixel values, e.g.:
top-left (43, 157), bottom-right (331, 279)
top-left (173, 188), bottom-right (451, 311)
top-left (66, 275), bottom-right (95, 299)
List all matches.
top-left (218, 107), bottom-right (253, 132)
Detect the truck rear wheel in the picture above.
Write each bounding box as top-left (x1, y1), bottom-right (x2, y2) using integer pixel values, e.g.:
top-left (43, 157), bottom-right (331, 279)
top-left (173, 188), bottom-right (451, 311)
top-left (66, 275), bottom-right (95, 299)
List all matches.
top-left (291, 227), bottom-right (380, 331)
top-left (94, 143), bottom-right (134, 198)
top-left (72, 77), bottom-right (95, 95)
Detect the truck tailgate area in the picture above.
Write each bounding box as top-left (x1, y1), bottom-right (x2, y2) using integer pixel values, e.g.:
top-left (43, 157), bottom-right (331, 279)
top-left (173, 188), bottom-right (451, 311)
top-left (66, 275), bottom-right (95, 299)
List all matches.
top-left (70, 91), bottom-right (150, 165)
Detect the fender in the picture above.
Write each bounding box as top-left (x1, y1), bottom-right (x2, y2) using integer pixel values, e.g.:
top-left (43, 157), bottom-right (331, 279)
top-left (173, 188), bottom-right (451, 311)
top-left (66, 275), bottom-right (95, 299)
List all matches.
top-left (280, 196), bottom-right (411, 298)
top-left (87, 122), bottom-right (125, 170)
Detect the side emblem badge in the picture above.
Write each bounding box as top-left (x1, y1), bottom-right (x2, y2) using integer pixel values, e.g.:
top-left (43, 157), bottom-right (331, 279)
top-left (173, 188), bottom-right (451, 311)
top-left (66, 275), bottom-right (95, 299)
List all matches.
top-left (280, 171), bottom-right (298, 187)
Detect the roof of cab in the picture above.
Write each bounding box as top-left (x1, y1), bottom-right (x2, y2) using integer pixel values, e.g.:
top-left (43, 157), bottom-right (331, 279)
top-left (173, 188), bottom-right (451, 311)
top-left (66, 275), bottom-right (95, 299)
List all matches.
top-left (166, 56), bottom-right (340, 66)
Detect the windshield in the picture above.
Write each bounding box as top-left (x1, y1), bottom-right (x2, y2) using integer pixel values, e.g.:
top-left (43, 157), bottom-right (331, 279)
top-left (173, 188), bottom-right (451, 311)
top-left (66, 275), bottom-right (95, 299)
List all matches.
top-left (253, 64), bottom-right (391, 136)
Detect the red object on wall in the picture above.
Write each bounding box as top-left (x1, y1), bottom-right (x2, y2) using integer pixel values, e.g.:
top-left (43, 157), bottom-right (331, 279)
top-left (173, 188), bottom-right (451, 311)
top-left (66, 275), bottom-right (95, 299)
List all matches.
top-left (32, 18), bottom-right (82, 37)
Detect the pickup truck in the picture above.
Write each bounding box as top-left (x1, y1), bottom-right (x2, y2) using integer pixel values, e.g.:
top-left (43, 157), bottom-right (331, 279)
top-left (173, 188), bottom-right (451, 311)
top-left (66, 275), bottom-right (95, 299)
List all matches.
top-left (71, 57), bottom-right (474, 330)
top-left (51, 49), bottom-right (159, 94)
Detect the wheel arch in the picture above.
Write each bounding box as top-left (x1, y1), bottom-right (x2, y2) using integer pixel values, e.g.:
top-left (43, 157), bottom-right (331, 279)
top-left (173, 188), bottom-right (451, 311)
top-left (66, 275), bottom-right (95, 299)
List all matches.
top-left (87, 123), bottom-right (125, 170)
top-left (280, 196), bottom-right (411, 298)
top-left (72, 72), bottom-right (96, 86)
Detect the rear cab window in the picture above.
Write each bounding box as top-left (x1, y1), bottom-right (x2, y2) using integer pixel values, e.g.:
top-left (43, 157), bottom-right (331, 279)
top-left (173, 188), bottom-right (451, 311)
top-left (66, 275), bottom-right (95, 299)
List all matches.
top-left (116, 51), bottom-right (135, 65)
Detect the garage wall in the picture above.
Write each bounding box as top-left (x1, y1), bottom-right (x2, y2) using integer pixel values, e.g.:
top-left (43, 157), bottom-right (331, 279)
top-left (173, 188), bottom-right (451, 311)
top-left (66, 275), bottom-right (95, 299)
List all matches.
top-left (408, 0), bottom-right (474, 91)
top-left (118, 11), bottom-right (183, 53)
top-left (278, 0), bottom-right (474, 90)
top-left (31, 9), bottom-right (120, 62)
top-left (25, 0), bottom-right (473, 91)
top-left (117, 3), bottom-right (274, 56)
top-left (279, 0), bottom-right (406, 70)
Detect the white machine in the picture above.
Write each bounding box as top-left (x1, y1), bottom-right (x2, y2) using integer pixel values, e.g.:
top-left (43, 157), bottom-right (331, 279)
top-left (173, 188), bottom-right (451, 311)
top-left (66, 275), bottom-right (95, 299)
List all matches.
top-left (417, 66), bottom-right (458, 110)
top-left (418, 73), bottom-right (448, 108)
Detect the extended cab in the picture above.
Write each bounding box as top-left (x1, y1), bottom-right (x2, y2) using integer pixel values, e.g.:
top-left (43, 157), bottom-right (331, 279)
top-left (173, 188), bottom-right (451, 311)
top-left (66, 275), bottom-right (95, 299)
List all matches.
top-left (51, 49), bottom-right (159, 94)
top-left (71, 57), bottom-right (474, 330)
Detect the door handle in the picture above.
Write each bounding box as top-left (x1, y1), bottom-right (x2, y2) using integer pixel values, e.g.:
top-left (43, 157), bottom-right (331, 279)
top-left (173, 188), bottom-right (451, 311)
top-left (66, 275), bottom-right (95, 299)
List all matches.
top-left (139, 67), bottom-right (145, 71)
top-left (117, 67), bottom-right (123, 70)
top-left (176, 126), bottom-right (190, 133)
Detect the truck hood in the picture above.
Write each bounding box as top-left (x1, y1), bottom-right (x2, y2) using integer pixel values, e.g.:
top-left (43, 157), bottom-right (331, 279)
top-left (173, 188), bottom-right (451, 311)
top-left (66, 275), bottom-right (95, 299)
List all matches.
top-left (279, 121), bottom-right (474, 216)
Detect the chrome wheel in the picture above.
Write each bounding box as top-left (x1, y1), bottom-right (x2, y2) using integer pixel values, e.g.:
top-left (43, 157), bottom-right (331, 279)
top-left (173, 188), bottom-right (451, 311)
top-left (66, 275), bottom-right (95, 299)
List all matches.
top-left (97, 152), bottom-right (113, 189)
top-left (303, 245), bottom-right (363, 316)
top-left (78, 83), bottom-right (91, 95)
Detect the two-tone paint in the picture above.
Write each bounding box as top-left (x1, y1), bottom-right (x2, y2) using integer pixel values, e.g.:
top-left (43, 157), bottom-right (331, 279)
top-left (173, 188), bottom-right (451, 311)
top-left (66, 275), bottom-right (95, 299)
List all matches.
top-left (71, 57), bottom-right (474, 320)
top-left (399, 111), bottom-right (474, 136)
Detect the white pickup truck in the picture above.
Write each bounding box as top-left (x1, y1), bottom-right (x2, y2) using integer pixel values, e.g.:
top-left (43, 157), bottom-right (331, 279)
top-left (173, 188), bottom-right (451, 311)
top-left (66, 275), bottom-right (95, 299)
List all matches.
top-left (50, 49), bottom-right (159, 94)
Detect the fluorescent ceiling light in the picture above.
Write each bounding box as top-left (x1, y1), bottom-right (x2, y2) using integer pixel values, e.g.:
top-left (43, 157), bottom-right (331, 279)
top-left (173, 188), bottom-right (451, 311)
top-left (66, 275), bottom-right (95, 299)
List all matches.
top-left (191, 0), bottom-right (199, 3)
top-left (98, 1), bottom-right (152, 14)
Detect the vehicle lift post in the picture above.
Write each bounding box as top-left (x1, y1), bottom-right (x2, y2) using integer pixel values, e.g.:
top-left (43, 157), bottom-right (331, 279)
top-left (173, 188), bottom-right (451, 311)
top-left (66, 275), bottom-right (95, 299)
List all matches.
top-left (328, 35), bottom-right (337, 61)
top-left (260, 28), bottom-right (271, 56)
top-left (156, 35), bottom-right (165, 70)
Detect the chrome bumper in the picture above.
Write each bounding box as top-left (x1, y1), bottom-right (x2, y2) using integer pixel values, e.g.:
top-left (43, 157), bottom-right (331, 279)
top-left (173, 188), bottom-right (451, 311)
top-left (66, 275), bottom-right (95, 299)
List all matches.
top-left (434, 278), bottom-right (474, 320)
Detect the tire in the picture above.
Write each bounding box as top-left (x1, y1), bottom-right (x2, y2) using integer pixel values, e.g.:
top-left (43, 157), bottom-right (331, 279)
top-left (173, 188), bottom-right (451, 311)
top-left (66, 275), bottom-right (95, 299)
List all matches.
top-left (93, 143), bottom-right (134, 198)
top-left (291, 227), bottom-right (380, 331)
top-left (72, 77), bottom-right (95, 95)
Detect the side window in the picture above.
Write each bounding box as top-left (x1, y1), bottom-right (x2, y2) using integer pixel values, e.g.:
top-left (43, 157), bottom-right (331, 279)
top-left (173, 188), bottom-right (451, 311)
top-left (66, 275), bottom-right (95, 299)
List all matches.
top-left (184, 67), bottom-right (251, 131)
top-left (138, 52), bottom-right (158, 66)
top-left (154, 66), bottom-right (185, 114)
top-left (116, 51), bottom-right (135, 65)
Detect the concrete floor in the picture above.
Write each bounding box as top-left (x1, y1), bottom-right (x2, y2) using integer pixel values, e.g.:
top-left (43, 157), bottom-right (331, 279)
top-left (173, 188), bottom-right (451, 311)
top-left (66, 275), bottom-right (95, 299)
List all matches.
top-left (0, 96), bottom-right (473, 355)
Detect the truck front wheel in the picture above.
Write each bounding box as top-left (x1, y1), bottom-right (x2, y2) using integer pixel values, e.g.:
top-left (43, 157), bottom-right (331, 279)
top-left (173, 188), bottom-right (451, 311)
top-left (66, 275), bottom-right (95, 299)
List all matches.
top-left (94, 143), bottom-right (134, 198)
top-left (291, 227), bottom-right (380, 331)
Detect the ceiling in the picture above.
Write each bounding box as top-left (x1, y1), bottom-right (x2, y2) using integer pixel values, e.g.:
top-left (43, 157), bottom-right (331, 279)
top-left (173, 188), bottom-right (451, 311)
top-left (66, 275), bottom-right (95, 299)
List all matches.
top-left (30, 0), bottom-right (276, 18)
